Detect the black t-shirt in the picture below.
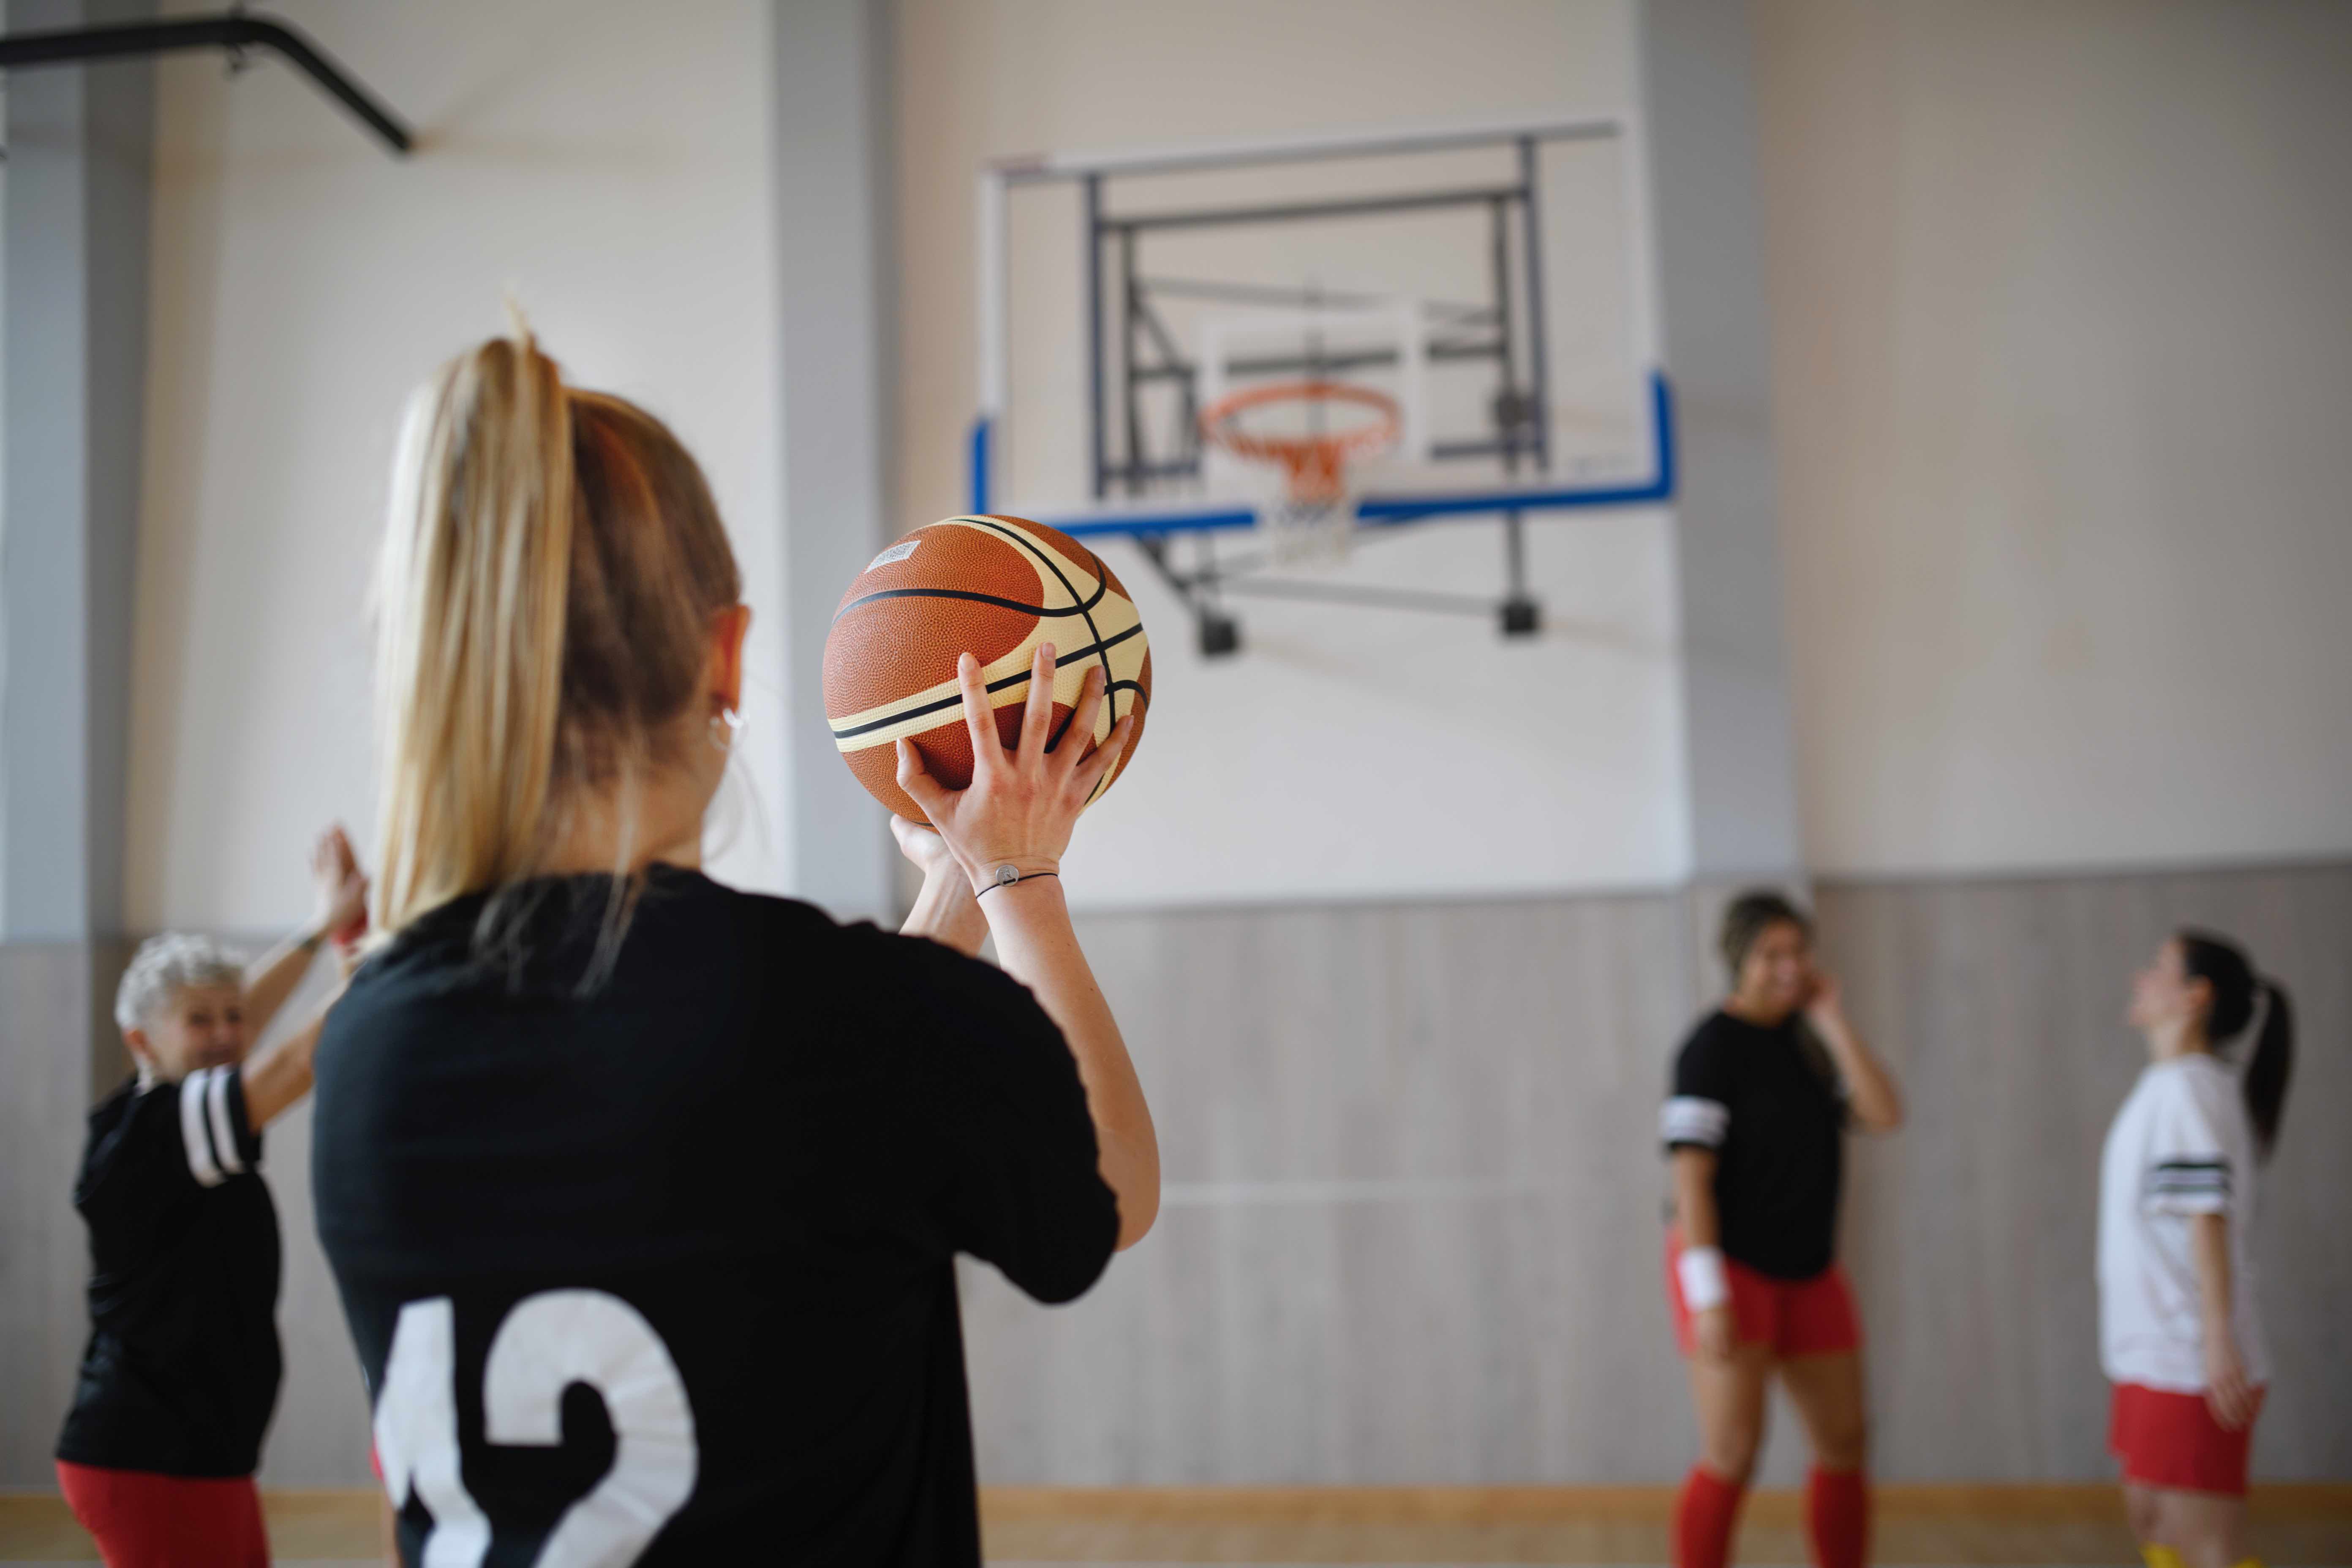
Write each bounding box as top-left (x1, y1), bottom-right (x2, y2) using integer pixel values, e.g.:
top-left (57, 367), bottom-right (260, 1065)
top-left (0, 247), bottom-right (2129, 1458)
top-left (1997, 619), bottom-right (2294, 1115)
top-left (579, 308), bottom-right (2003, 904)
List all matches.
top-left (57, 1066), bottom-right (283, 1476)
top-left (1660, 1010), bottom-right (1847, 1279)
top-left (312, 868), bottom-right (1119, 1568)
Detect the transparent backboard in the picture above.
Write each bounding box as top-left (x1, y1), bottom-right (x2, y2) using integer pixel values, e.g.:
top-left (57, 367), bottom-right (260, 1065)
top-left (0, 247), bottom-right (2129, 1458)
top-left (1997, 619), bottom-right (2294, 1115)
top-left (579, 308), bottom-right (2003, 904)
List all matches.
top-left (973, 117), bottom-right (1670, 538)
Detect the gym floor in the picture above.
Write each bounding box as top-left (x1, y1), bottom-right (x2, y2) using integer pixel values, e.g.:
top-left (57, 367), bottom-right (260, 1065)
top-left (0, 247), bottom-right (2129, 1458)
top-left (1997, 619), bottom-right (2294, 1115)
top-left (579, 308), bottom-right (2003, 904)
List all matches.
top-left (2, 1485), bottom-right (2348, 1564)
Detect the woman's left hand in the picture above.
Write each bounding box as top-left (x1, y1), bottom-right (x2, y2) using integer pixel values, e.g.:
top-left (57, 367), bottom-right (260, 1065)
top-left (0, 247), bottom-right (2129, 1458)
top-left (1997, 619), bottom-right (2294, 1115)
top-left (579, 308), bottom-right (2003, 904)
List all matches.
top-left (891, 816), bottom-right (986, 957)
top-left (890, 815), bottom-right (961, 885)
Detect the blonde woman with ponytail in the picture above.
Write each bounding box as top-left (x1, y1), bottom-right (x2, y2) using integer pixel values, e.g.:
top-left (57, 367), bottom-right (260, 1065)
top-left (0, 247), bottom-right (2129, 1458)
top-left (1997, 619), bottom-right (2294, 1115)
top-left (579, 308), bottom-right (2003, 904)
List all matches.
top-left (314, 330), bottom-right (1155, 1566)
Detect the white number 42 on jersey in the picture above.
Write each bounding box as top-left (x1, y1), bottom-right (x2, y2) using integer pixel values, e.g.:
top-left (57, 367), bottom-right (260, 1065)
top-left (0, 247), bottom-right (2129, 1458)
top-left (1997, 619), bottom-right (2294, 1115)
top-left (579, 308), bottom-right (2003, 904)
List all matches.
top-left (374, 1290), bottom-right (698, 1568)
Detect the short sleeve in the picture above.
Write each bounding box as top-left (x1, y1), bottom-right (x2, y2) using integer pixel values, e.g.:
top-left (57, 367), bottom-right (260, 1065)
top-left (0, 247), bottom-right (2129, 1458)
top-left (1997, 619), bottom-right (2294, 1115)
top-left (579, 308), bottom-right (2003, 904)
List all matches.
top-left (878, 934), bottom-right (1121, 1304)
top-left (2145, 1072), bottom-right (2230, 1222)
top-left (2141, 1075), bottom-right (2235, 1217)
top-left (76, 1066), bottom-right (262, 1226)
top-left (1661, 1025), bottom-right (1734, 1153)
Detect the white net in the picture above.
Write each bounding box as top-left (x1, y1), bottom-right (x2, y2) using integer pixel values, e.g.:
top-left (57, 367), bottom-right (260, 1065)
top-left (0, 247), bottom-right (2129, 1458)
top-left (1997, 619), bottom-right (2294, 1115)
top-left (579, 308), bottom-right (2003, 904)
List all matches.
top-left (1263, 489), bottom-right (1358, 565)
top-left (1202, 377), bottom-right (1399, 569)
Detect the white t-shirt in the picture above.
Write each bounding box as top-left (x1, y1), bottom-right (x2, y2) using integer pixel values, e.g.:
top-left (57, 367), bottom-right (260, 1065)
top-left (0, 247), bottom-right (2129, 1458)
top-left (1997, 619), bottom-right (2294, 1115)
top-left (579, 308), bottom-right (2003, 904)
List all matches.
top-left (2097, 1054), bottom-right (2268, 1392)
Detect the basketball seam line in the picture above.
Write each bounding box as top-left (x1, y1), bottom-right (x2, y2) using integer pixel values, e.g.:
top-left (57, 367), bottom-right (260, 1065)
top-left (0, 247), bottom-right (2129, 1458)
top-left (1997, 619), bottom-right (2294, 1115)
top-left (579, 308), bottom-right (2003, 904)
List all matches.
top-left (830, 579), bottom-right (1110, 625)
top-left (969, 519), bottom-right (1120, 800)
top-left (829, 623), bottom-right (1146, 741)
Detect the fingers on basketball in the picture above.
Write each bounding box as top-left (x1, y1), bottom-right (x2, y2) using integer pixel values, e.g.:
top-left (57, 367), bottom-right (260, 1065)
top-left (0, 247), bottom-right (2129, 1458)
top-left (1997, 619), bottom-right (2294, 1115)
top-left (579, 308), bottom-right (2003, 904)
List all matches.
top-left (1019, 643), bottom-right (1061, 760)
top-left (955, 653), bottom-right (1002, 767)
top-left (894, 738), bottom-right (952, 821)
top-left (1074, 714), bottom-right (1134, 801)
top-left (823, 517), bottom-right (1152, 822)
top-left (1058, 665), bottom-right (1107, 769)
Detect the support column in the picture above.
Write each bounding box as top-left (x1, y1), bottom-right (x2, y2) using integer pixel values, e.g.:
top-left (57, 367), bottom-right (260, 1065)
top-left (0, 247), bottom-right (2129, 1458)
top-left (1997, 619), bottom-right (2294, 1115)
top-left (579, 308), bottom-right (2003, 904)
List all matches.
top-left (770, 0), bottom-right (897, 923)
top-left (0, 0), bottom-right (155, 1484)
top-left (1640, 0), bottom-right (1808, 1000)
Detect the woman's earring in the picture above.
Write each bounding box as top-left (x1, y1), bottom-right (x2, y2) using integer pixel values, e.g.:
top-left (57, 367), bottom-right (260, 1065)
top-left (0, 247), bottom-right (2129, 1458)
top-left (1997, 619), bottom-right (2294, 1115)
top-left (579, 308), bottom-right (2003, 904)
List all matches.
top-left (710, 705), bottom-right (746, 754)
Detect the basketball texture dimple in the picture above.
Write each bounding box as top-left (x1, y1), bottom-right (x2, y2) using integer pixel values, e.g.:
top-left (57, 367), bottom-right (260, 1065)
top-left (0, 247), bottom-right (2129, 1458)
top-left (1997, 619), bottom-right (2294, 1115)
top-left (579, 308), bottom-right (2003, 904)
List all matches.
top-left (823, 515), bottom-right (1151, 823)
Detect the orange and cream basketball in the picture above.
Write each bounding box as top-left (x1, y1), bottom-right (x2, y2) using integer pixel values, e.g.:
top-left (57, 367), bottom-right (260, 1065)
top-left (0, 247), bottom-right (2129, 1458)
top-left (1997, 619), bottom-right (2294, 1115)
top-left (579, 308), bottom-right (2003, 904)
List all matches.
top-left (823, 514), bottom-right (1151, 822)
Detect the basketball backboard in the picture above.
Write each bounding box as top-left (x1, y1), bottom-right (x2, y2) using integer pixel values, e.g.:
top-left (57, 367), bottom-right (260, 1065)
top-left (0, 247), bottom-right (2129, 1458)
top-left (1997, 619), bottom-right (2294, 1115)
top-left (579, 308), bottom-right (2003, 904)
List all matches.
top-left (972, 116), bottom-right (1672, 541)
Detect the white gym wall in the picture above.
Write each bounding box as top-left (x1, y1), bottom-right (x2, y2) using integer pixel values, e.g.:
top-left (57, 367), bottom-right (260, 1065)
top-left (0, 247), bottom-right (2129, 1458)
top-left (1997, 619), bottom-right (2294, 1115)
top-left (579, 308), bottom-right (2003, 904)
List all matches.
top-left (125, 0), bottom-right (792, 937)
top-left (112, 3), bottom-right (2352, 933)
top-left (1761, 0), bottom-right (2352, 877)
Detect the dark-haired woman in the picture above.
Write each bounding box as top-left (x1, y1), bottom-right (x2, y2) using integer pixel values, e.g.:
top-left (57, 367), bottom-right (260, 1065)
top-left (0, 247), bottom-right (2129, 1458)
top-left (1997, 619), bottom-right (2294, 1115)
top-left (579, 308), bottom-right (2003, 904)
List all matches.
top-left (313, 331), bottom-right (1155, 1565)
top-left (2103, 931), bottom-right (2294, 1568)
top-left (1661, 892), bottom-right (1903, 1568)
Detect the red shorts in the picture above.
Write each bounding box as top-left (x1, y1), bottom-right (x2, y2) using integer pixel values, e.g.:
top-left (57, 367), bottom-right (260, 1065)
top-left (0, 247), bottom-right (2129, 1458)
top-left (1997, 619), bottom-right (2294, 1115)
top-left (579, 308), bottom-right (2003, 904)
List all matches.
top-left (1665, 1228), bottom-right (1862, 1358)
top-left (54, 1461), bottom-right (268, 1568)
top-left (2109, 1381), bottom-right (2264, 1496)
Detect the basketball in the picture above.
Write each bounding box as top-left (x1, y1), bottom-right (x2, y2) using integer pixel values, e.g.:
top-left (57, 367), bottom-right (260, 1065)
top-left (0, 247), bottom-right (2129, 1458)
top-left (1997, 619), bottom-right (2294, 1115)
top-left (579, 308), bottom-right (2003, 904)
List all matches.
top-left (823, 514), bottom-right (1152, 824)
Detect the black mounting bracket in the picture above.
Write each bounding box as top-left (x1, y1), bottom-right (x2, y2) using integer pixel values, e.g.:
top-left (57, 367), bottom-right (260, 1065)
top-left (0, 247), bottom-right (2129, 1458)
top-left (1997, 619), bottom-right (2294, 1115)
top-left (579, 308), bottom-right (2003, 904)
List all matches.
top-left (1137, 519), bottom-right (1544, 661)
top-left (0, 10), bottom-right (412, 155)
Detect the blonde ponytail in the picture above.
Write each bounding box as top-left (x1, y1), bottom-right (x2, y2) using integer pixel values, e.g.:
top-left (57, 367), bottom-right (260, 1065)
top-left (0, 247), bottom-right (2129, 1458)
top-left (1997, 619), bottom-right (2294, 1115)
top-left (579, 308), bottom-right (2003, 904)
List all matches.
top-left (373, 332), bottom-right (577, 936)
top-left (370, 328), bottom-right (743, 950)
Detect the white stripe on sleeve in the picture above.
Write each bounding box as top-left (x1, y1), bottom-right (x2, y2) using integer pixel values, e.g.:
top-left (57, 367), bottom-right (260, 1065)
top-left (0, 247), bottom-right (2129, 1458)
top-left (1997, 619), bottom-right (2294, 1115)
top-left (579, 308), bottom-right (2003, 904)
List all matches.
top-left (207, 1065), bottom-right (245, 1176)
top-left (1661, 1096), bottom-right (1729, 1148)
top-left (180, 1067), bottom-right (225, 1187)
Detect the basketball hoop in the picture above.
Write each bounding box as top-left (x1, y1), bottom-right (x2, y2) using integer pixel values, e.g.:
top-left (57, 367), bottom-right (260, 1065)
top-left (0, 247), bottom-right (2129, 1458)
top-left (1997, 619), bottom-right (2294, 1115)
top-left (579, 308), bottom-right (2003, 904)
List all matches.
top-left (1200, 380), bottom-right (1402, 563)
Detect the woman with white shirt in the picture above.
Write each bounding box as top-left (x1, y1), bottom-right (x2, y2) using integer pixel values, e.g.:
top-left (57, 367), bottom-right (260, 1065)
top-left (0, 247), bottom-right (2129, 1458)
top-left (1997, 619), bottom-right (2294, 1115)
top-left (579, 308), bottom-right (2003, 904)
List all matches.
top-left (2102, 929), bottom-right (2294, 1568)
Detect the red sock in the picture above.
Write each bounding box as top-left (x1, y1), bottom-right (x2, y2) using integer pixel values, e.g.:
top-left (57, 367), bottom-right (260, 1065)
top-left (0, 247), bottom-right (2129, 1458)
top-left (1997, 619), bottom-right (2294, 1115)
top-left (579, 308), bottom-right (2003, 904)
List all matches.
top-left (1675, 1465), bottom-right (1745, 1568)
top-left (1806, 1466), bottom-right (1869, 1568)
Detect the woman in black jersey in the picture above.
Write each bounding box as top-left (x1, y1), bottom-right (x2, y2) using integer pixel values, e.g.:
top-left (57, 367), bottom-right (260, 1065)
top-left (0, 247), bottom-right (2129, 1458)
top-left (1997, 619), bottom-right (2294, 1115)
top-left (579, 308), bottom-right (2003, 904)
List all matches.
top-left (56, 828), bottom-right (365, 1568)
top-left (1660, 892), bottom-right (1903, 1568)
top-left (313, 328), bottom-right (1157, 1566)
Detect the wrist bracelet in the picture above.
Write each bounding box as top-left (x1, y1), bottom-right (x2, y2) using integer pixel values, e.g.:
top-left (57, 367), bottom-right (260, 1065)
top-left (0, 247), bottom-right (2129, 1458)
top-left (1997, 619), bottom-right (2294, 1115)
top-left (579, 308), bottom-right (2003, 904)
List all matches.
top-left (1677, 1246), bottom-right (1731, 1312)
top-left (976, 865), bottom-right (1058, 898)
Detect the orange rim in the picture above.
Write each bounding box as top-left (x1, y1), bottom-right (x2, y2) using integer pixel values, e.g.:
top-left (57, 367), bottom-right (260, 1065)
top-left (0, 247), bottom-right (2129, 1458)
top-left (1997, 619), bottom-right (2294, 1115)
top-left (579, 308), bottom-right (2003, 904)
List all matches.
top-left (1199, 380), bottom-right (1402, 501)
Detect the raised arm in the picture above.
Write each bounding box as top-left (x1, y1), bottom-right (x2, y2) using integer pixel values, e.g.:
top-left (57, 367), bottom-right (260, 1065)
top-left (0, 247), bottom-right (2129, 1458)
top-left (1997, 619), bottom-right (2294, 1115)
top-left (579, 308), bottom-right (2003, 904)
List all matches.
top-left (980, 877), bottom-right (1155, 1248)
top-left (1804, 975), bottom-right (1904, 1132)
top-left (240, 928), bottom-right (327, 1041)
top-left (895, 644), bottom-right (1159, 1250)
top-left (240, 988), bottom-right (336, 1130)
top-left (243, 934), bottom-right (362, 1128)
top-left (241, 826), bottom-right (367, 1040)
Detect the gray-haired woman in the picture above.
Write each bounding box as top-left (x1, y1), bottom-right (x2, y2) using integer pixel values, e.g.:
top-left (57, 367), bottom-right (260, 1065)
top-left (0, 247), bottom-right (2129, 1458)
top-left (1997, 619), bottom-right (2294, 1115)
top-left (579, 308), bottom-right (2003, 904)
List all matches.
top-left (55, 827), bottom-right (366, 1567)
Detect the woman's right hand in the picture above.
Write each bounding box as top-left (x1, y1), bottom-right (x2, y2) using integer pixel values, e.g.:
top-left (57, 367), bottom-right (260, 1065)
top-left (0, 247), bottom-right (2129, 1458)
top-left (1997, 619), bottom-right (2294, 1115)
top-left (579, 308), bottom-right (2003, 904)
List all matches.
top-left (1694, 1304), bottom-right (1737, 1362)
top-left (899, 644), bottom-right (1159, 1250)
top-left (894, 643), bottom-right (1134, 897)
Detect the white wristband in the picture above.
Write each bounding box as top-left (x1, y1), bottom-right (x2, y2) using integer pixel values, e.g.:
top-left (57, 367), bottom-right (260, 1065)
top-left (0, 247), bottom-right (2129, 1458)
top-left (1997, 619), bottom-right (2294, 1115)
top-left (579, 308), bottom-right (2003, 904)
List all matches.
top-left (1678, 1246), bottom-right (1730, 1312)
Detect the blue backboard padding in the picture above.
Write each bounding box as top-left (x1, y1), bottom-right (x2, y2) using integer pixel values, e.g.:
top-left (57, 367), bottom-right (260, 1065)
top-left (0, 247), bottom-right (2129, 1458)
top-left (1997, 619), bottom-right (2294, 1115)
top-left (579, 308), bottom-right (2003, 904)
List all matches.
top-left (974, 372), bottom-right (1676, 539)
top-left (969, 417), bottom-right (991, 514)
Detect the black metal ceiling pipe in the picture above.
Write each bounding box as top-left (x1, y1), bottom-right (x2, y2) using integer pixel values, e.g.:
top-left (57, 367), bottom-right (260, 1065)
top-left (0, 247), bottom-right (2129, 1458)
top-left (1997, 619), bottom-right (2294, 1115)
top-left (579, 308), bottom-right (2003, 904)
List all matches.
top-left (0, 11), bottom-right (411, 154)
